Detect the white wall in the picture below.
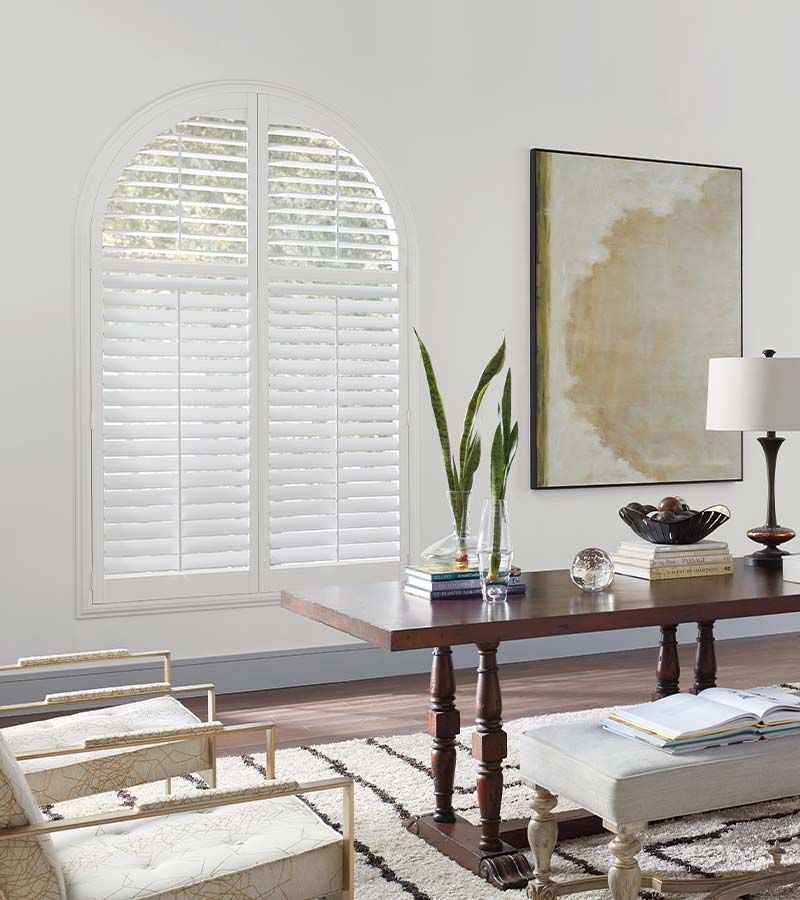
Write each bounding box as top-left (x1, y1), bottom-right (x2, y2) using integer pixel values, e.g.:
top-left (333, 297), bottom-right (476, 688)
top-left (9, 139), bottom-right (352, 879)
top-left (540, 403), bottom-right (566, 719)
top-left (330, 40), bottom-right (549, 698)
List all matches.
top-left (2, 0), bottom-right (800, 670)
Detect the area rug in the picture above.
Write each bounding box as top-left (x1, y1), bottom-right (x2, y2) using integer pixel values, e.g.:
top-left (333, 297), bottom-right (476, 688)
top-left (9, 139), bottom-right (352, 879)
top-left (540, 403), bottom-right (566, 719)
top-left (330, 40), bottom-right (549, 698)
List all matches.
top-left (46, 702), bottom-right (800, 899)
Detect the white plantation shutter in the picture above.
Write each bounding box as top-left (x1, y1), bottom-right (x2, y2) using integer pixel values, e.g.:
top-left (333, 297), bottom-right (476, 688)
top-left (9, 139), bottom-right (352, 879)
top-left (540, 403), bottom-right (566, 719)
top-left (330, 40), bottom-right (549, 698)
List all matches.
top-left (97, 113), bottom-right (254, 599)
top-left (266, 126), bottom-right (400, 566)
top-left (89, 93), bottom-right (404, 609)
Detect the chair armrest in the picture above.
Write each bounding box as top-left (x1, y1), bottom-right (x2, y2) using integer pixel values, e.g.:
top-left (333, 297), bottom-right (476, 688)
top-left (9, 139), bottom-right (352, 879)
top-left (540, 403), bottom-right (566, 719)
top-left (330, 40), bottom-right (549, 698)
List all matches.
top-left (17, 649), bottom-right (132, 667)
top-left (0, 682), bottom-right (214, 716)
top-left (84, 721), bottom-right (225, 748)
top-left (14, 721), bottom-right (274, 761)
top-left (137, 780), bottom-right (299, 813)
top-left (0, 776), bottom-right (353, 839)
top-left (45, 682), bottom-right (171, 705)
top-left (0, 649), bottom-right (173, 683)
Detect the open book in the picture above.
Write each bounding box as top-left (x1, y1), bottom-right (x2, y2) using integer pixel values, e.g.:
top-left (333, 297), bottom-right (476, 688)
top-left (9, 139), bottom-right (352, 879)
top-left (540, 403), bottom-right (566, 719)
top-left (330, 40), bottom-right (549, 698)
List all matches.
top-left (602, 687), bottom-right (800, 753)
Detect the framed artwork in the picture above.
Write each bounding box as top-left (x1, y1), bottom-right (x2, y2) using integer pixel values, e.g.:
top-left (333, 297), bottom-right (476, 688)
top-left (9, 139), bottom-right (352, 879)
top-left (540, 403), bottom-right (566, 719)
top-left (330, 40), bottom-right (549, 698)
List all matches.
top-left (531, 148), bottom-right (742, 489)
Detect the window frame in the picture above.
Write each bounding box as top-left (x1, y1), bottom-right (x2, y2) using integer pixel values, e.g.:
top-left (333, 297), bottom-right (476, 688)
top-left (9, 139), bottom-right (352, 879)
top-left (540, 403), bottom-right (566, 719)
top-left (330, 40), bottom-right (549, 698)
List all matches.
top-left (75, 81), bottom-right (418, 618)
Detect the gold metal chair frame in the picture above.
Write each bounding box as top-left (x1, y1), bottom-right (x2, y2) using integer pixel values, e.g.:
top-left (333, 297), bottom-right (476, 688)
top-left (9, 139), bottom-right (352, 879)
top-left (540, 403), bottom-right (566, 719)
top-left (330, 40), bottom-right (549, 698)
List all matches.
top-left (0, 650), bottom-right (354, 898)
top-left (1, 649), bottom-right (229, 790)
top-left (0, 744), bottom-right (354, 900)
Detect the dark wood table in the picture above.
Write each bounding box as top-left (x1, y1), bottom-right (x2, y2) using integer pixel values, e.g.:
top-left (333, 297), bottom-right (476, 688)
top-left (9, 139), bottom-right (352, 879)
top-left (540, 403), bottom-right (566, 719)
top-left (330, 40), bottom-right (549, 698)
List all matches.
top-left (282, 561), bottom-right (800, 889)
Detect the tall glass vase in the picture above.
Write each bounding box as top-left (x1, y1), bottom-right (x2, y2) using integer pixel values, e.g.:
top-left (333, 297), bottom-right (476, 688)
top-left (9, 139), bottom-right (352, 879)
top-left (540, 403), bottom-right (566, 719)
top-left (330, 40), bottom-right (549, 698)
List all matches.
top-left (421, 490), bottom-right (478, 569)
top-left (478, 500), bottom-right (513, 602)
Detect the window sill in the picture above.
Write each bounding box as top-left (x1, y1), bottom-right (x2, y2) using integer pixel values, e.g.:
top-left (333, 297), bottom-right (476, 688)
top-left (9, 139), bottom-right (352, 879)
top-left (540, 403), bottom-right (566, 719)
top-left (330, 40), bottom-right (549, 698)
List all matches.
top-left (77, 590), bottom-right (281, 619)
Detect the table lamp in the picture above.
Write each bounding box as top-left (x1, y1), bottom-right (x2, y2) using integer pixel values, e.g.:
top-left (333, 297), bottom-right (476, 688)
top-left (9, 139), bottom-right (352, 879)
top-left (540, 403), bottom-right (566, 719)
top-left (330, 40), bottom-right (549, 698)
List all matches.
top-left (707, 350), bottom-right (800, 567)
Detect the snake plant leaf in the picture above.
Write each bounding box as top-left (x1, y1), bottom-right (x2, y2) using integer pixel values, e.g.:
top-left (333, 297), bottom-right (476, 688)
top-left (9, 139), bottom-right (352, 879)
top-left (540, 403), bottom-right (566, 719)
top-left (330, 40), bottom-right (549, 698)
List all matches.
top-left (501, 370), bottom-right (512, 448)
top-left (503, 421), bottom-right (519, 495)
top-left (461, 433), bottom-right (482, 493)
top-left (490, 423), bottom-right (506, 500)
top-left (415, 330), bottom-right (457, 492)
top-left (459, 338), bottom-right (506, 475)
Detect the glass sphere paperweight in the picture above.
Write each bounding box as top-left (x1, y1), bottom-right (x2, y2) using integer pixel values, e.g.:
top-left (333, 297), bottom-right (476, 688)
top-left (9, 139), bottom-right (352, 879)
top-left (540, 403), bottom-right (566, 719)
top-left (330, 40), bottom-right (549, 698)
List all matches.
top-left (570, 548), bottom-right (614, 592)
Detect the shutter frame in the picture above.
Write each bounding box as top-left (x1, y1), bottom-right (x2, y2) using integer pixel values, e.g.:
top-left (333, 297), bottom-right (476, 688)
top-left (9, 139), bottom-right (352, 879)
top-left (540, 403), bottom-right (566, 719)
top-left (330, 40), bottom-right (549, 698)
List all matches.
top-left (81, 86), bottom-right (409, 615)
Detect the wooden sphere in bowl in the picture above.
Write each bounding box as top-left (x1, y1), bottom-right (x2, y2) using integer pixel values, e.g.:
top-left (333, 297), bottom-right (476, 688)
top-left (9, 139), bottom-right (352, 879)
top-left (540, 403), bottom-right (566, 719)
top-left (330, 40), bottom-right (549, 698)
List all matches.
top-left (658, 496), bottom-right (684, 515)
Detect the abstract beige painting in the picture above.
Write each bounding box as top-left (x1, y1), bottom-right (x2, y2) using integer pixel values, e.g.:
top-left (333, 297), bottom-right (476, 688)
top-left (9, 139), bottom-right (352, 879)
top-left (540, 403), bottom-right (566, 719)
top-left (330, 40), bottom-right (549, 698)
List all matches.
top-left (532, 149), bottom-right (742, 489)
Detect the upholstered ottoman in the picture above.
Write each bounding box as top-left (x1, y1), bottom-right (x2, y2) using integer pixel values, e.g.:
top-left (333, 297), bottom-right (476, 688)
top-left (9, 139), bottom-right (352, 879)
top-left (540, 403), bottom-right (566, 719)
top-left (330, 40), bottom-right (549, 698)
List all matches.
top-left (520, 718), bottom-right (800, 899)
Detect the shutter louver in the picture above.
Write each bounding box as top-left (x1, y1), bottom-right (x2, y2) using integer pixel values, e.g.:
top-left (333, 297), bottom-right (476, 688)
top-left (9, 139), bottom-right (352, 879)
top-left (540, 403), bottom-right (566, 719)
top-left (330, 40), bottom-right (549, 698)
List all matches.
top-left (100, 115), bottom-right (252, 584)
top-left (266, 126), bottom-right (401, 567)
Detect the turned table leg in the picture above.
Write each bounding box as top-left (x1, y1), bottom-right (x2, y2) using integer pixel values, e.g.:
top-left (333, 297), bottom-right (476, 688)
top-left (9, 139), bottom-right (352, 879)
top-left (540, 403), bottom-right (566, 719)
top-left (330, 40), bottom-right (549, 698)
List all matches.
top-left (474, 641), bottom-right (507, 853)
top-left (528, 785), bottom-right (559, 899)
top-left (608, 825), bottom-right (643, 900)
top-left (694, 620), bottom-right (717, 693)
top-left (655, 624), bottom-right (680, 698)
top-left (429, 646), bottom-right (460, 823)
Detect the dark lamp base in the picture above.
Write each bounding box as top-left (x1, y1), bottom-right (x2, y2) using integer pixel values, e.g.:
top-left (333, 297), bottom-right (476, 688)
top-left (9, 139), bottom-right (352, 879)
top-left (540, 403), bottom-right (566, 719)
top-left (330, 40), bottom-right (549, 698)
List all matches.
top-left (744, 546), bottom-right (791, 568)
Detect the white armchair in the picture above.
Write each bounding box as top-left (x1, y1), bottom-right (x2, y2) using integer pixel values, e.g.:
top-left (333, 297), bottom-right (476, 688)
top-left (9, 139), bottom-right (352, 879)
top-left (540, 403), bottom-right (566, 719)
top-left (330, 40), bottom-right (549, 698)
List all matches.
top-left (0, 649), bottom-right (270, 804)
top-left (0, 730), bottom-right (354, 899)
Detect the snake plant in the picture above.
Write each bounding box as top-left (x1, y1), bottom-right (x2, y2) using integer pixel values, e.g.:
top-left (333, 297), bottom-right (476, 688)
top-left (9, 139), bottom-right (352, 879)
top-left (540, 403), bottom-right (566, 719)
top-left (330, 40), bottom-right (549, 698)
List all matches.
top-left (488, 371), bottom-right (519, 577)
top-left (415, 330), bottom-right (506, 563)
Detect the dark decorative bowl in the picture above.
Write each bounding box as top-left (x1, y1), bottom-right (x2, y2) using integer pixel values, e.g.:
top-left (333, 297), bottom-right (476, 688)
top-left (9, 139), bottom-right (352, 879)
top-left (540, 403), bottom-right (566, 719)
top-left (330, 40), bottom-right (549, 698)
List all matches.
top-left (619, 504), bottom-right (731, 545)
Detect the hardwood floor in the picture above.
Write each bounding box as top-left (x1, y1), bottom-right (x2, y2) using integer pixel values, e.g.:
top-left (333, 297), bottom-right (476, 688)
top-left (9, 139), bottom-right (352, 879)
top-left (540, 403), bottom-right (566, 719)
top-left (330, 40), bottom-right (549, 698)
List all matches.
top-left (184, 631), bottom-right (799, 756)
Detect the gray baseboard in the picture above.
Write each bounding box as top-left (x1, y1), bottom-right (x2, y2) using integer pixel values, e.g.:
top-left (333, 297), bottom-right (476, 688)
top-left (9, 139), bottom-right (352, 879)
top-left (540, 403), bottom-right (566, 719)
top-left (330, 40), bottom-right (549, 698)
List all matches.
top-left (2, 613), bottom-right (798, 713)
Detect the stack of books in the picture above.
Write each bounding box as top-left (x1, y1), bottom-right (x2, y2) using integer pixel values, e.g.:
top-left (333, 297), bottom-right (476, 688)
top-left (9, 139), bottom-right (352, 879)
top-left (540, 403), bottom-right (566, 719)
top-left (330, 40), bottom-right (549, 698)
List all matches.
top-left (404, 565), bottom-right (525, 600)
top-left (612, 538), bottom-right (732, 580)
top-left (601, 687), bottom-right (800, 753)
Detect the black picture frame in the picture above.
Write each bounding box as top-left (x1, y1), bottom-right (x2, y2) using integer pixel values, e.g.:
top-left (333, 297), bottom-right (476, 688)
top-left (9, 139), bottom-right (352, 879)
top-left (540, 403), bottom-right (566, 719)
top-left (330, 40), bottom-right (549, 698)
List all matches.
top-left (530, 147), bottom-right (743, 490)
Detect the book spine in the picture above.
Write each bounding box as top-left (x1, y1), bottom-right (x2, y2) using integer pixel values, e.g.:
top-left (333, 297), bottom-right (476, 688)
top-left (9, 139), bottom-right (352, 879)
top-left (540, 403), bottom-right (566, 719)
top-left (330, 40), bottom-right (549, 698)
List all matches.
top-left (612, 554), bottom-right (733, 568)
top-left (618, 542), bottom-right (727, 557)
top-left (406, 575), bottom-right (521, 592)
top-left (404, 568), bottom-right (478, 582)
top-left (614, 562), bottom-right (734, 580)
top-left (619, 551), bottom-right (728, 562)
top-left (407, 577), bottom-right (482, 591)
top-left (404, 585), bottom-right (526, 599)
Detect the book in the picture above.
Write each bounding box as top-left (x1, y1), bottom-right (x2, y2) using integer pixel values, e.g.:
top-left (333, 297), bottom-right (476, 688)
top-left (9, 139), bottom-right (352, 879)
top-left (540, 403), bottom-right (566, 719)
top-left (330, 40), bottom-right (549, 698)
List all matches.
top-left (403, 583), bottom-right (526, 600)
top-left (404, 565), bottom-right (480, 581)
top-left (601, 687), bottom-right (800, 753)
top-left (617, 539), bottom-right (728, 559)
top-left (405, 574), bottom-right (522, 593)
top-left (613, 561), bottom-right (734, 580)
top-left (612, 553), bottom-right (733, 569)
top-left (405, 564), bottom-right (522, 582)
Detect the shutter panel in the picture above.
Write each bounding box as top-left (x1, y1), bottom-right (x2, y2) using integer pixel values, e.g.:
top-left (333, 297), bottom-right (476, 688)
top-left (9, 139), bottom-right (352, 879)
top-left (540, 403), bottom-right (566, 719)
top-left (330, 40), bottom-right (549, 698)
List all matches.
top-left (100, 114), bottom-right (253, 587)
top-left (266, 126), bottom-right (401, 566)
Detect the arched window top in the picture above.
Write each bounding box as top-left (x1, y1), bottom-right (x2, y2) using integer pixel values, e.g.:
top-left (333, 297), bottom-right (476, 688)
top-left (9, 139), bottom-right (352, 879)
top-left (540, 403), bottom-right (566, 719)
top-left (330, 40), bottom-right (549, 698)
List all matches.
top-left (99, 109), bottom-right (398, 271)
top-left (103, 114), bottom-right (250, 266)
top-left (80, 84), bottom-right (409, 612)
top-left (266, 124), bottom-right (398, 271)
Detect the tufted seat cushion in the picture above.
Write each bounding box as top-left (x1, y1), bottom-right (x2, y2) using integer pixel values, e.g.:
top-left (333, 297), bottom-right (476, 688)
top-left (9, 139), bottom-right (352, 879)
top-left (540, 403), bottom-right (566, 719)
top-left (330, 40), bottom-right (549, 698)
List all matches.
top-left (3, 697), bottom-right (211, 805)
top-left (52, 794), bottom-right (344, 900)
top-left (521, 717), bottom-right (800, 825)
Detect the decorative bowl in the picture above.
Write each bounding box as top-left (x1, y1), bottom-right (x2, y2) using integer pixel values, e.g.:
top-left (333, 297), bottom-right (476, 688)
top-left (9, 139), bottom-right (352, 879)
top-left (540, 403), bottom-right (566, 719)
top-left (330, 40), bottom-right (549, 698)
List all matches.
top-left (619, 504), bottom-right (730, 545)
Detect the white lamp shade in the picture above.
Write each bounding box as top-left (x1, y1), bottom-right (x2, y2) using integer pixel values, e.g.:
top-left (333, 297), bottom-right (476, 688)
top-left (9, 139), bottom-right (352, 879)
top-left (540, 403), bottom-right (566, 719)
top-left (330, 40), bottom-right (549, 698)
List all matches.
top-left (707, 356), bottom-right (800, 432)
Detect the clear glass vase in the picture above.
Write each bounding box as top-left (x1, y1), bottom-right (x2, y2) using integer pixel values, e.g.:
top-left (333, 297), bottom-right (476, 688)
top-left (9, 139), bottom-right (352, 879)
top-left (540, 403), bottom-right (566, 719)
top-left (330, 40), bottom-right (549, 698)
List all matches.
top-left (477, 499), bottom-right (513, 602)
top-left (421, 490), bottom-right (478, 569)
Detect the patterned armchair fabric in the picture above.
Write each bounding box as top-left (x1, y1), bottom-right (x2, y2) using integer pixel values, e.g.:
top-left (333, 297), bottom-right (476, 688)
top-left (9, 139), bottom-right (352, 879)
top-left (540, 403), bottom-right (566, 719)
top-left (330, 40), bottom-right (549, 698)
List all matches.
top-left (53, 794), bottom-right (344, 899)
top-left (0, 733), bottom-right (65, 900)
top-left (4, 697), bottom-right (213, 805)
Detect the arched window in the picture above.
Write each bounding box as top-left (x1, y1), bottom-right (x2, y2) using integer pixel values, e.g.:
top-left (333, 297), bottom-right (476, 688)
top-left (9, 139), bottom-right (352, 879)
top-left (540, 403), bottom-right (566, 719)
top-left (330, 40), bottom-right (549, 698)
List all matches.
top-left (82, 86), bottom-right (407, 611)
